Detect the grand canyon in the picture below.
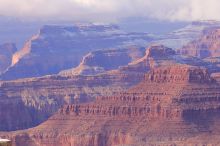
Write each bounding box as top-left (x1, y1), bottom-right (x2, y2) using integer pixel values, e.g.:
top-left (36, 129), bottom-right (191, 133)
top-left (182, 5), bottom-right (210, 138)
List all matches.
top-left (1, 1), bottom-right (220, 145)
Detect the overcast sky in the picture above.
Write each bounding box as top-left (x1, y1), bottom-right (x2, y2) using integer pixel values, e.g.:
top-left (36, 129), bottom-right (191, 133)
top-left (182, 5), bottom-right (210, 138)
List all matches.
top-left (0, 0), bottom-right (219, 22)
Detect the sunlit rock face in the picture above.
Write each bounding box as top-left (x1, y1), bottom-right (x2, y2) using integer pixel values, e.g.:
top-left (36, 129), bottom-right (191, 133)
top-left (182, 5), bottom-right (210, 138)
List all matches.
top-left (0, 24), bottom-right (152, 80)
top-left (0, 46), bottom-right (146, 132)
top-left (1, 65), bottom-right (220, 146)
top-left (0, 64), bottom-right (144, 131)
top-left (2, 19), bottom-right (220, 146)
top-left (1, 45), bottom-right (220, 132)
top-left (2, 20), bottom-right (220, 80)
top-left (0, 43), bottom-right (17, 74)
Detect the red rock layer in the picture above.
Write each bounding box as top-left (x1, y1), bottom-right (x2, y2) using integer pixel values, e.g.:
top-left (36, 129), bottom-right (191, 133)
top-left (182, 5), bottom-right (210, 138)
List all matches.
top-left (1, 65), bottom-right (220, 146)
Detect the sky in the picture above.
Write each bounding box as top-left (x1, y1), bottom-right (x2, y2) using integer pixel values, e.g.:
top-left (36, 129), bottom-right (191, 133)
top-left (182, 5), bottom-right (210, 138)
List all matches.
top-left (0, 0), bottom-right (220, 22)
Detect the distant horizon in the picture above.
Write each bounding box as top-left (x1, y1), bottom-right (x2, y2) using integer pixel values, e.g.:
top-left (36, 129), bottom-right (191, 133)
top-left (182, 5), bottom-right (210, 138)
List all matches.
top-left (1, 15), bottom-right (220, 48)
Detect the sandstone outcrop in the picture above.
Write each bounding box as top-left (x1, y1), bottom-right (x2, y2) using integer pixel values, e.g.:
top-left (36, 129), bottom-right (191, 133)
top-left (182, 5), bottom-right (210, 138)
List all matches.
top-left (1, 65), bottom-right (220, 146)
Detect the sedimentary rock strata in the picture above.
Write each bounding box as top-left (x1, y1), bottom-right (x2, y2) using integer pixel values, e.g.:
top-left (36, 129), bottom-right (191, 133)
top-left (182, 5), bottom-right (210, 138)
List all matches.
top-left (2, 65), bottom-right (220, 146)
top-left (180, 27), bottom-right (220, 59)
top-left (59, 47), bottom-right (146, 76)
top-left (0, 70), bottom-right (144, 131)
top-left (1, 24), bottom-right (152, 80)
top-left (1, 45), bottom-right (220, 132)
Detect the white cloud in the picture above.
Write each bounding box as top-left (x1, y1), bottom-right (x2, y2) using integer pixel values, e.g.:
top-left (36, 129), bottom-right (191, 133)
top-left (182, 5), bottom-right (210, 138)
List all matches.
top-left (0, 0), bottom-right (220, 22)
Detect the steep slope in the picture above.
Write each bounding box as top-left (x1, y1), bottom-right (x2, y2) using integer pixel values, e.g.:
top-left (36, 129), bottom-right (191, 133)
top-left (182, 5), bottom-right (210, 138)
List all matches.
top-left (0, 68), bottom-right (144, 131)
top-left (59, 47), bottom-right (146, 76)
top-left (0, 16), bottom-right (42, 49)
top-left (0, 24), bottom-right (152, 80)
top-left (1, 45), bottom-right (220, 131)
top-left (2, 65), bottom-right (220, 146)
top-left (2, 21), bottom-right (220, 80)
top-left (180, 27), bottom-right (220, 58)
top-left (118, 44), bottom-right (220, 74)
top-left (0, 43), bottom-right (17, 74)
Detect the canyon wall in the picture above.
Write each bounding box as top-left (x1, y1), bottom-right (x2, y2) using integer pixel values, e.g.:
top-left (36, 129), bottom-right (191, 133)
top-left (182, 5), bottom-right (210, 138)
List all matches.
top-left (1, 65), bottom-right (220, 146)
top-left (1, 45), bottom-right (220, 132)
top-left (180, 28), bottom-right (220, 58)
top-left (1, 24), bottom-right (152, 80)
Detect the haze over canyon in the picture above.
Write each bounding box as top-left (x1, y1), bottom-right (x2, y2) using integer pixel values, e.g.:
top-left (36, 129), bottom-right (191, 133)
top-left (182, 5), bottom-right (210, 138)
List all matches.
top-left (1, 0), bottom-right (220, 146)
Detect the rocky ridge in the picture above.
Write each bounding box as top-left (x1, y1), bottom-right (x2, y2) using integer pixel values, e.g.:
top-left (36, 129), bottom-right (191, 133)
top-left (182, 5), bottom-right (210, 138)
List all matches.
top-left (2, 21), bottom-right (220, 80)
top-left (0, 45), bottom-right (220, 131)
top-left (0, 68), bottom-right (144, 131)
top-left (0, 24), bottom-right (152, 80)
top-left (59, 47), bottom-right (146, 76)
top-left (1, 65), bottom-right (220, 146)
top-left (118, 45), bottom-right (220, 74)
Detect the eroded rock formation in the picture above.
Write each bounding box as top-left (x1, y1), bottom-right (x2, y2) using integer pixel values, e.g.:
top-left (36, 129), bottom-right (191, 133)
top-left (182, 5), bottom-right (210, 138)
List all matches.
top-left (1, 65), bottom-right (220, 146)
top-left (180, 27), bottom-right (220, 58)
top-left (1, 24), bottom-right (152, 80)
top-left (119, 45), bottom-right (220, 74)
top-left (0, 69), bottom-right (144, 131)
top-left (59, 47), bottom-right (146, 76)
top-left (1, 45), bottom-right (220, 132)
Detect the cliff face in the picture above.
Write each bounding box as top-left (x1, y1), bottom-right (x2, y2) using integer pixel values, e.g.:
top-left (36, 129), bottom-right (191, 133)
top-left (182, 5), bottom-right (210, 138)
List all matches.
top-left (1, 65), bottom-right (220, 146)
top-left (0, 45), bottom-right (147, 131)
top-left (119, 45), bottom-right (220, 74)
top-left (0, 69), bottom-right (144, 131)
top-left (2, 21), bottom-right (220, 146)
top-left (1, 45), bottom-right (220, 132)
top-left (180, 28), bottom-right (220, 59)
top-left (1, 20), bottom-right (220, 80)
top-left (1, 24), bottom-right (152, 80)
top-left (0, 65), bottom-right (220, 146)
top-left (0, 43), bottom-right (17, 74)
top-left (145, 65), bottom-right (213, 83)
top-left (59, 47), bottom-right (146, 76)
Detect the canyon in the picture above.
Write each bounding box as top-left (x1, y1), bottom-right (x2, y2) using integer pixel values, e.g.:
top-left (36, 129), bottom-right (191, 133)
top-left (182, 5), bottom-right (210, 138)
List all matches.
top-left (0, 24), bottom-right (152, 80)
top-left (1, 20), bottom-right (220, 146)
top-left (0, 45), bottom-right (148, 131)
top-left (1, 65), bottom-right (220, 146)
top-left (1, 43), bottom-right (220, 132)
top-left (180, 27), bottom-right (220, 58)
top-left (1, 44), bottom-right (220, 132)
top-left (1, 21), bottom-right (219, 80)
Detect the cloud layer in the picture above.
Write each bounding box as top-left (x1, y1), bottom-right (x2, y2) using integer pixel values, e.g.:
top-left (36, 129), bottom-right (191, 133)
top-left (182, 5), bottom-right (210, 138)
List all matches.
top-left (0, 0), bottom-right (220, 22)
